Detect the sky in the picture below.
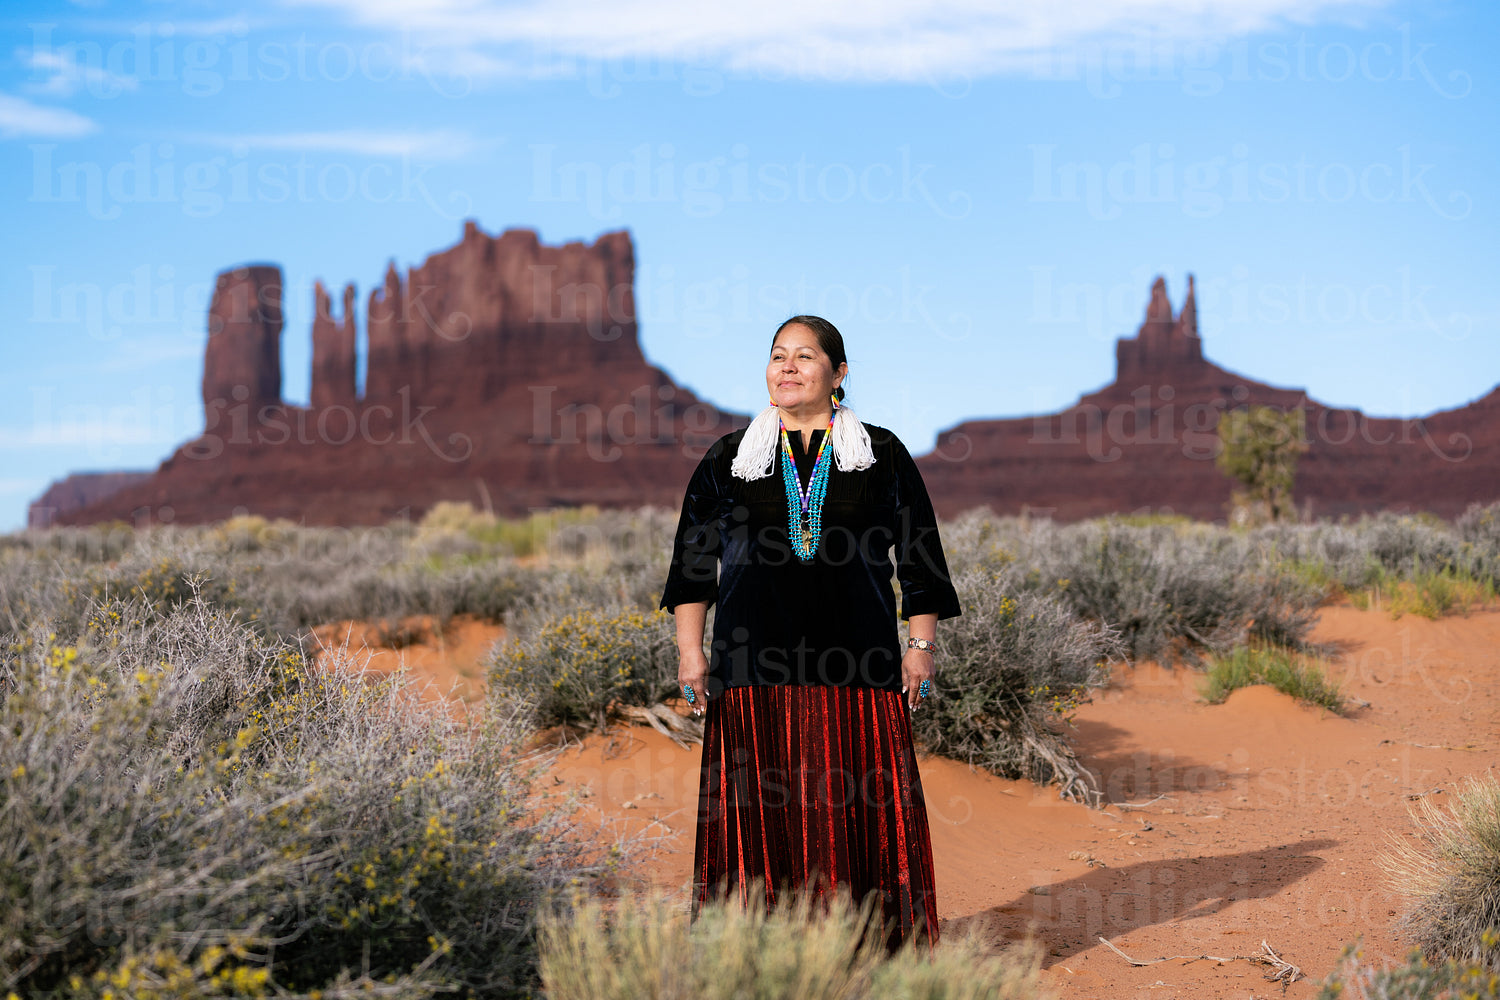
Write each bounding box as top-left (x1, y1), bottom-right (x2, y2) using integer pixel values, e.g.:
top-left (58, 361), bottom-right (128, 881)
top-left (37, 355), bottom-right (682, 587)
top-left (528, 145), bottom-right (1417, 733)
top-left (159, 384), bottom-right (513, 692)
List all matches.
top-left (2, 0), bottom-right (1496, 531)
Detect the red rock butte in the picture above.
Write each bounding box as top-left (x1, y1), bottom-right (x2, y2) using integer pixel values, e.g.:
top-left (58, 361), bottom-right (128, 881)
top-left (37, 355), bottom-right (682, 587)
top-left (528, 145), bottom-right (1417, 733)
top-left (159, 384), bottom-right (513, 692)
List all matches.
top-left (30, 223), bottom-right (1500, 527)
top-left (36, 222), bottom-right (750, 528)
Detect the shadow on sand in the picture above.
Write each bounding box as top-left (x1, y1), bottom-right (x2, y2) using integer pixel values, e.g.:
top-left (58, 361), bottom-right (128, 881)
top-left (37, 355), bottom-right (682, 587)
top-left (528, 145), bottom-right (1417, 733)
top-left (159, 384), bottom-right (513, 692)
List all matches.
top-left (947, 838), bottom-right (1337, 964)
top-left (1071, 718), bottom-right (1231, 803)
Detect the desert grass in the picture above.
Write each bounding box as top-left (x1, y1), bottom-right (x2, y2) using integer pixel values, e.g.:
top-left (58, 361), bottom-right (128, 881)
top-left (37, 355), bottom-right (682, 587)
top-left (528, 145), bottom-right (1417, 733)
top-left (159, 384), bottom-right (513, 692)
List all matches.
top-left (1381, 775), bottom-right (1500, 974)
top-left (1200, 643), bottom-right (1344, 711)
top-left (538, 887), bottom-right (1054, 1000)
top-left (1348, 567), bottom-right (1499, 620)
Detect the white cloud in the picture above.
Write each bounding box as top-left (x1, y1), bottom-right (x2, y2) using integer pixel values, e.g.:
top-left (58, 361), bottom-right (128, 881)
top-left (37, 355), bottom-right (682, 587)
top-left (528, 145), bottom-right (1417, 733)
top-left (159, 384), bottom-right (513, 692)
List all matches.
top-left (189, 128), bottom-right (481, 160)
top-left (0, 93), bottom-right (96, 139)
top-left (278, 0), bottom-right (1392, 83)
top-left (21, 48), bottom-right (140, 98)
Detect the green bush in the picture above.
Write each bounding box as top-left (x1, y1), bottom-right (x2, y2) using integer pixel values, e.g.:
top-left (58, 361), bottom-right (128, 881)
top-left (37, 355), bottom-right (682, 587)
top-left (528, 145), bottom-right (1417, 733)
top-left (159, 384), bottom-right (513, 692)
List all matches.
top-left (538, 888), bottom-right (1054, 1000)
top-left (1200, 643), bottom-right (1343, 711)
top-left (1382, 775), bottom-right (1500, 975)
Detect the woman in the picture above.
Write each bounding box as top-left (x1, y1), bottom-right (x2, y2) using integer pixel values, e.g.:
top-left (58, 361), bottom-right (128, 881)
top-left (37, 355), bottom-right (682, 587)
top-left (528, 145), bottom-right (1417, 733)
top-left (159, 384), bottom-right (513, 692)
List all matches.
top-left (658, 314), bottom-right (962, 951)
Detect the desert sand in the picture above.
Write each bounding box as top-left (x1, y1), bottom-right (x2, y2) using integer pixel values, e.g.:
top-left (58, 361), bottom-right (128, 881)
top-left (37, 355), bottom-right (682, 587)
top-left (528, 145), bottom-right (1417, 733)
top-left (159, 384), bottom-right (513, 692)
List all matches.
top-left (314, 601), bottom-right (1500, 998)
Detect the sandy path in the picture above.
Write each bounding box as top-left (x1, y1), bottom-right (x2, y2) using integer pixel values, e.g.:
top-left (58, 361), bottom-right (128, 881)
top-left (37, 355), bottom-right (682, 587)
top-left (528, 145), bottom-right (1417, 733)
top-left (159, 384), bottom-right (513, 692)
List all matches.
top-left (314, 602), bottom-right (1500, 998)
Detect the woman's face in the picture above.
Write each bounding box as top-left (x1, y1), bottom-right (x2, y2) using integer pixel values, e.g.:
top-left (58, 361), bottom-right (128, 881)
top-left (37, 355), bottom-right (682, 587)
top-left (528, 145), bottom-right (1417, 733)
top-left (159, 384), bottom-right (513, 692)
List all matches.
top-left (767, 324), bottom-right (846, 411)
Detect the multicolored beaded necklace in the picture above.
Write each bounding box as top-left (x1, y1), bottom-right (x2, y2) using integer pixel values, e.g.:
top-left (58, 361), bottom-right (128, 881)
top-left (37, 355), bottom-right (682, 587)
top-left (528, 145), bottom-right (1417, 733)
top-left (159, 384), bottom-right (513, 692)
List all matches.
top-left (778, 403), bottom-right (837, 562)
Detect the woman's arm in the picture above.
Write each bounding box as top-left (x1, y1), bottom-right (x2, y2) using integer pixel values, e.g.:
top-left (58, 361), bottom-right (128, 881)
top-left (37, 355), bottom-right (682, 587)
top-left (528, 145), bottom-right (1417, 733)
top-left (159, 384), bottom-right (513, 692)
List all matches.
top-left (674, 601), bottom-right (710, 713)
top-left (902, 612), bottom-right (937, 710)
top-left (660, 443), bottom-right (726, 714)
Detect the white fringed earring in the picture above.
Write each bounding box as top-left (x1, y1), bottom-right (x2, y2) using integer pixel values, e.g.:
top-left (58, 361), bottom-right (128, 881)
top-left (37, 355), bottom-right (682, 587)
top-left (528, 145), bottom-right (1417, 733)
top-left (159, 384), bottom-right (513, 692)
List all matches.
top-left (828, 393), bottom-right (875, 472)
top-left (731, 392), bottom-right (875, 481)
top-left (730, 403), bottom-right (782, 481)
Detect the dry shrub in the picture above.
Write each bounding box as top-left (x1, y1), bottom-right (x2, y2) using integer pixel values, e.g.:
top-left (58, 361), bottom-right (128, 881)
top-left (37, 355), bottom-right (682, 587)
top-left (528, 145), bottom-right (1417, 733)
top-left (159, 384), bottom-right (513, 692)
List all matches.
top-left (1381, 775), bottom-right (1500, 974)
top-left (908, 565), bottom-right (1121, 805)
top-left (1317, 942), bottom-right (1500, 1000)
top-left (940, 513), bottom-right (1326, 666)
top-left (0, 589), bottom-right (615, 998)
top-left (488, 604), bottom-right (677, 732)
top-left (538, 887), bottom-right (1053, 1000)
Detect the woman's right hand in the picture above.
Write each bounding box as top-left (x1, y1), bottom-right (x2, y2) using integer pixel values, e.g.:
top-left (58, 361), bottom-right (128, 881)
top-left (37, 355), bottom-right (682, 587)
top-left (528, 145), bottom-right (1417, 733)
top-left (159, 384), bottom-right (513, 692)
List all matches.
top-left (677, 646), bottom-right (709, 716)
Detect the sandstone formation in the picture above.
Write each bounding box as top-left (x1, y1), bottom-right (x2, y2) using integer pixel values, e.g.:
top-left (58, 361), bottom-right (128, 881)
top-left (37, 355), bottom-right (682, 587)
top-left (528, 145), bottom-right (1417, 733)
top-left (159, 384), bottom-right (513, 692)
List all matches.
top-left (916, 275), bottom-right (1500, 522)
top-left (202, 265), bottom-right (283, 421)
top-left (30, 225), bottom-right (1500, 528)
top-left (310, 282), bottom-right (357, 411)
top-left (39, 223), bottom-right (748, 528)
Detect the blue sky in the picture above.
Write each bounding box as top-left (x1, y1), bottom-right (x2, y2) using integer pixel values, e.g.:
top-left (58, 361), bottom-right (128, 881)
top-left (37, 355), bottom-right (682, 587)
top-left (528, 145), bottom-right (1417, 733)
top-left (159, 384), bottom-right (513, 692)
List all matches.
top-left (2, 0), bottom-right (1496, 530)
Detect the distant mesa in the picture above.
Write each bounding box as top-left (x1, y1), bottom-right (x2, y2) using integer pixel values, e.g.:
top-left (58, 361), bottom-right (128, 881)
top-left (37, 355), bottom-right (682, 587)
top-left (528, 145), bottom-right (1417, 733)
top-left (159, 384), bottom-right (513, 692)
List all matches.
top-left (29, 223), bottom-right (1500, 528)
top-left (30, 472), bottom-right (153, 528)
top-left (919, 274), bottom-right (1499, 521)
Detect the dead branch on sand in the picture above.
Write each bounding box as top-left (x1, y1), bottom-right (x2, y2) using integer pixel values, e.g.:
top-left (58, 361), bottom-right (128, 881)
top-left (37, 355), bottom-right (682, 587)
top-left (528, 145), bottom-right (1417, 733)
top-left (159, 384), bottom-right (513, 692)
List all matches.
top-left (1023, 730), bottom-right (1102, 807)
top-left (1115, 793), bottom-right (1172, 811)
top-left (617, 703), bottom-right (705, 749)
top-left (1097, 937), bottom-right (1303, 988)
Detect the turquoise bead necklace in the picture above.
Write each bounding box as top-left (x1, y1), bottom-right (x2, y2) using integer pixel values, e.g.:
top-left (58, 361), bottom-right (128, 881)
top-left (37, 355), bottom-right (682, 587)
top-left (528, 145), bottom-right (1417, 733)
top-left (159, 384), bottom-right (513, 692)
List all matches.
top-left (779, 400), bottom-right (838, 562)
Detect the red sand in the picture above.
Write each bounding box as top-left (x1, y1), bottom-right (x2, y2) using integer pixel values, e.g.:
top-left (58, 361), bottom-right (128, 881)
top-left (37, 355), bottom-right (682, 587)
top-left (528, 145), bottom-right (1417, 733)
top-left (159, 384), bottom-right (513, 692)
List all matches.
top-left (316, 601), bottom-right (1500, 998)
top-left (309, 615), bottom-right (495, 714)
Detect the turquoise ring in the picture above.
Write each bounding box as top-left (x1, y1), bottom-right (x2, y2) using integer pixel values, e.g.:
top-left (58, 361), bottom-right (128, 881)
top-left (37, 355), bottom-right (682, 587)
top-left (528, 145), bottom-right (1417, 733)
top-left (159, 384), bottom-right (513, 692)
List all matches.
top-left (917, 678), bottom-right (932, 698)
top-left (682, 684), bottom-right (697, 705)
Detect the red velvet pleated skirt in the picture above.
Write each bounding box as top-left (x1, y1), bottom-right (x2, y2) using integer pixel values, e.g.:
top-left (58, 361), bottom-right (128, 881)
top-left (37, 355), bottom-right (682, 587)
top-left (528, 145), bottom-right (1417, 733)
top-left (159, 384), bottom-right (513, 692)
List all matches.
top-left (692, 683), bottom-right (939, 951)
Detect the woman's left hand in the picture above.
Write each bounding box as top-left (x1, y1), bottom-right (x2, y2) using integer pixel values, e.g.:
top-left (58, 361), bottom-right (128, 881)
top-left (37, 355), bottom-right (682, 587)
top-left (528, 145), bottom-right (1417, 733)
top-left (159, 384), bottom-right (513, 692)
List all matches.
top-left (901, 647), bottom-right (935, 712)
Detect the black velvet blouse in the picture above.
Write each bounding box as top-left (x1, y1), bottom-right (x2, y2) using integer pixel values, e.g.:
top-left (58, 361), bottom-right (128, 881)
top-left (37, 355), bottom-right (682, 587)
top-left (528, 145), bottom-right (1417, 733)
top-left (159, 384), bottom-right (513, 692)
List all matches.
top-left (659, 421), bottom-right (962, 695)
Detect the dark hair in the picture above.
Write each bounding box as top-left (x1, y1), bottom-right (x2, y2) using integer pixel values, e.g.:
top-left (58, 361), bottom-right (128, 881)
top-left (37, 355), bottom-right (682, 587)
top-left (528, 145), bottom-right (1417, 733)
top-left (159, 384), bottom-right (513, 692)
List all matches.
top-left (772, 315), bottom-right (849, 403)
